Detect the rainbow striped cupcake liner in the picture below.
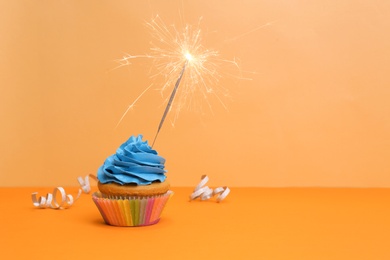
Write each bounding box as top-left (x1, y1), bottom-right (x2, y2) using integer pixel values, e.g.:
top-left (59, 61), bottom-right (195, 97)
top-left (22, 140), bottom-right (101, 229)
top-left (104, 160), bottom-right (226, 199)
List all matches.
top-left (92, 191), bottom-right (173, 227)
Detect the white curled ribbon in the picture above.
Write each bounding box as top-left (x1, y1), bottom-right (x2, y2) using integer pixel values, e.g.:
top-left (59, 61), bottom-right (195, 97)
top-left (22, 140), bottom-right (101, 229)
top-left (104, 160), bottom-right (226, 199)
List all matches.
top-left (77, 174), bottom-right (98, 193)
top-left (213, 186), bottom-right (230, 202)
top-left (32, 174), bottom-right (97, 209)
top-left (190, 175), bottom-right (230, 203)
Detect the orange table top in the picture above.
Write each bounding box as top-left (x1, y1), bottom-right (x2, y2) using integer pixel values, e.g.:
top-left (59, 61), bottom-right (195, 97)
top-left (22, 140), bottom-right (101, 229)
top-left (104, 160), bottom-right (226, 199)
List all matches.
top-left (2, 187), bottom-right (390, 259)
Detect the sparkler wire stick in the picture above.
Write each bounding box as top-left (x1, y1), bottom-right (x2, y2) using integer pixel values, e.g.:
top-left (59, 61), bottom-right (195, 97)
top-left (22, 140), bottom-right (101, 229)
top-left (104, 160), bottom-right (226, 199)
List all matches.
top-left (152, 61), bottom-right (187, 147)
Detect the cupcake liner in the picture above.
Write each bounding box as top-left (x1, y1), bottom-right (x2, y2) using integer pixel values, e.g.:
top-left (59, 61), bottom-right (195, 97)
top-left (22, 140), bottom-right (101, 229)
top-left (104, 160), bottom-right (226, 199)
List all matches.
top-left (92, 191), bottom-right (173, 227)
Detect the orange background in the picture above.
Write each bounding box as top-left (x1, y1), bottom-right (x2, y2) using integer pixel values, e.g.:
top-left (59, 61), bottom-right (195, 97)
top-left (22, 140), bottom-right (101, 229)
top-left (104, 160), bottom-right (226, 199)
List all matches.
top-left (1, 0), bottom-right (390, 187)
top-left (3, 187), bottom-right (390, 259)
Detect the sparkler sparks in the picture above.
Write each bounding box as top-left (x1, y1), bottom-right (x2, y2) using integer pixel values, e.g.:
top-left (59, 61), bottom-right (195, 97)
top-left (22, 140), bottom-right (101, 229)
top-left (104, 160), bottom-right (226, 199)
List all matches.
top-left (115, 15), bottom-right (243, 144)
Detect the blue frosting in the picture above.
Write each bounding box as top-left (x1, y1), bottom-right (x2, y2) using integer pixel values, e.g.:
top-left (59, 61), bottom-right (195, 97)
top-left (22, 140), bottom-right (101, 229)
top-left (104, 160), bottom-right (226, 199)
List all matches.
top-left (97, 135), bottom-right (167, 185)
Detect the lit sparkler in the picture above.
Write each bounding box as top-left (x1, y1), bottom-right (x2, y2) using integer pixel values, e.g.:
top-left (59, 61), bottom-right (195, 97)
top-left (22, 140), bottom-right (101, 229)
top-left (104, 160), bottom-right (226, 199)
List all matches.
top-left (115, 15), bottom-right (242, 145)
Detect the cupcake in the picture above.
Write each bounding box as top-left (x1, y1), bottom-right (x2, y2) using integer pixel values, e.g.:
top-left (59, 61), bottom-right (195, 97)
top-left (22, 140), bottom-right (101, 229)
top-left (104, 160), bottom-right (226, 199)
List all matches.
top-left (92, 135), bottom-right (173, 227)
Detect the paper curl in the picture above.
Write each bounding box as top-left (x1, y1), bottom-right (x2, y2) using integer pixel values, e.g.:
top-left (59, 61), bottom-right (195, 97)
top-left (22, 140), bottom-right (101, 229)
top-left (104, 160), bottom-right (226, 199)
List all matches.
top-left (32, 174), bottom-right (97, 209)
top-left (190, 175), bottom-right (230, 203)
top-left (78, 174), bottom-right (97, 193)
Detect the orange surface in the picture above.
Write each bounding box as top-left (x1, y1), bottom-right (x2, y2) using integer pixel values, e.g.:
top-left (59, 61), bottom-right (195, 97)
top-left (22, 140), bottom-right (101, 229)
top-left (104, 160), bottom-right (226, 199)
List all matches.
top-left (1, 0), bottom-right (390, 188)
top-left (2, 187), bottom-right (390, 259)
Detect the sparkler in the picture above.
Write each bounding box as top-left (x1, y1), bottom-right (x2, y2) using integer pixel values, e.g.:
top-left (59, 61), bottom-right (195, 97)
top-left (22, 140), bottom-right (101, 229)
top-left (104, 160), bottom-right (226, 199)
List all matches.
top-left (115, 15), bottom-right (242, 146)
top-left (152, 61), bottom-right (187, 147)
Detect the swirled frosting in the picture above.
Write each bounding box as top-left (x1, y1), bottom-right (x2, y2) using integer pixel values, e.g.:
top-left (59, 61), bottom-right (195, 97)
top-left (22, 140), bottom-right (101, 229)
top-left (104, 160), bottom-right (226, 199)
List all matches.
top-left (97, 135), bottom-right (166, 185)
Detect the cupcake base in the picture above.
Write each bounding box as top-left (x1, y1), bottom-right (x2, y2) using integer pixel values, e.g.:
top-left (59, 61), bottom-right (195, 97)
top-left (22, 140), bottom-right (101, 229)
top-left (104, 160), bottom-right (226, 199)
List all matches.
top-left (92, 191), bottom-right (173, 227)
